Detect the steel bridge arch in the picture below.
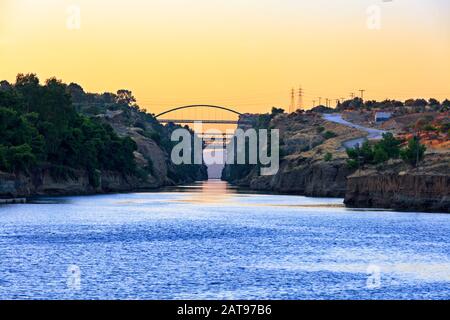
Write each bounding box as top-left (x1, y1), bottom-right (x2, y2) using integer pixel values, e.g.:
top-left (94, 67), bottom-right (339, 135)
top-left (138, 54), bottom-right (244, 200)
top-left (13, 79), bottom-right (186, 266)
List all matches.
top-left (154, 105), bottom-right (242, 118)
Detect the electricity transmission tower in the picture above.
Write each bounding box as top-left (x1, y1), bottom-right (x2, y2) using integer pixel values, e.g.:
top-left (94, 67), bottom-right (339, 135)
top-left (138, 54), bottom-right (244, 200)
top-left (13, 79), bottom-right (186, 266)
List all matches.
top-left (289, 88), bottom-right (295, 113)
top-left (297, 86), bottom-right (303, 111)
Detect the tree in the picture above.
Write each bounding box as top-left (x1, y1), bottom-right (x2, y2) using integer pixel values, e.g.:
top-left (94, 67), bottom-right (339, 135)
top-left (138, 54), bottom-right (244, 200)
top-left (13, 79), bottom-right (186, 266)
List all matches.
top-left (428, 98), bottom-right (440, 106)
top-left (116, 89), bottom-right (136, 106)
top-left (5, 144), bottom-right (36, 173)
top-left (271, 107), bottom-right (284, 116)
top-left (346, 133), bottom-right (402, 167)
top-left (323, 131), bottom-right (338, 140)
top-left (0, 145), bottom-right (7, 169)
top-left (42, 77), bottom-right (75, 127)
top-left (0, 80), bottom-right (12, 91)
top-left (316, 126), bottom-right (325, 134)
top-left (400, 136), bottom-right (426, 167)
top-left (375, 133), bottom-right (401, 159)
top-left (16, 73), bottom-right (39, 88)
top-left (442, 99), bottom-right (450, 111)
top-left (67, 83), bottom-right (86, 103)
top-left (346, 142), bottom-right (373, 169)
top-left (383, 100), bottom-right (404, 108)
top-left (373, 147), bottom-right (388, 164)
top-left (0, 74), bottom-right (139, 185)
top-left (101, 92), bottom-right (117, 104)
top-left (364, 100), bottom-right (378, 109)
top-left (337, 98), bottom-right (364, 110)
top-left (14, 73), bottom-right (41, 113)
top-left (414, 99), bottom-right (428, 107)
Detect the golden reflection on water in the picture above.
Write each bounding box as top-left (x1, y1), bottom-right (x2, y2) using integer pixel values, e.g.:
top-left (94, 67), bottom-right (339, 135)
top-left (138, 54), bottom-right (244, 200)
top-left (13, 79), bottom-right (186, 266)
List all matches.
top-left (111, 180), bottom-right (344, 209)
top-left (175, 180), bottom-right (236, 204)
top-left (171, 180), bottom-right (345, 209)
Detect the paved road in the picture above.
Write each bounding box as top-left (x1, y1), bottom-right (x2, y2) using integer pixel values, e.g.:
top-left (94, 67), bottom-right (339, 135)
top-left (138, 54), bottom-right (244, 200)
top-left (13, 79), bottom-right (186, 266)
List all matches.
top-left (323, 113), bottom-right (386, 149)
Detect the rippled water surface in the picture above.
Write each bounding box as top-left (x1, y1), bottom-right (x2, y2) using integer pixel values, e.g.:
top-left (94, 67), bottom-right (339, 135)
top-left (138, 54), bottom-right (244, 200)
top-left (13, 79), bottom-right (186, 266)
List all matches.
top-left (0, 181), bottom-right (449, 300)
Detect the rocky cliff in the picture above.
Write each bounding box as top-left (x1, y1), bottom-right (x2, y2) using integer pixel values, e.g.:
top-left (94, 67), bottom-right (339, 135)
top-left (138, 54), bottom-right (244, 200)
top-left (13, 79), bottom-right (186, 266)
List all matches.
top-left (228, 155), bottom-right (353, 197)
top-left (345, 153), bottom-right (450, 213)
top-left (0, 169), bottom-right (147, 197)
top-left (97, 108), bottom-right (208, 187)
top-left (222, 111), bottom-right (364, 197)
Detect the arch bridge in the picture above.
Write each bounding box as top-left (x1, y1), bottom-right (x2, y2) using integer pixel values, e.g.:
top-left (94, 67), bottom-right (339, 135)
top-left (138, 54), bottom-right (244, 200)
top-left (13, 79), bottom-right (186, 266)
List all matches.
top-left (155, 105), bottom-right (245, 125)
top-left (155, 104), bottom-right (253, 147)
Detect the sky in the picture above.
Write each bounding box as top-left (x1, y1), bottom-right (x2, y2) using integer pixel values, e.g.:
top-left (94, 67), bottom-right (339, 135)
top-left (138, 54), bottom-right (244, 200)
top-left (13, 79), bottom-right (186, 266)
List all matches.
top-left (0, 0), bottom-right (449, 117)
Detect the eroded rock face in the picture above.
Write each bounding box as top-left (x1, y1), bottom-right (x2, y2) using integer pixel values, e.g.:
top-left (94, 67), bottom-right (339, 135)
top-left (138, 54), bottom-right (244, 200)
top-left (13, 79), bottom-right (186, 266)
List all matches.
top-left (345, 172), bottom-right (450, 213)
top-left (124, 130), bottom-right (169, 187)
top-left (228, 156), bottom-right (353, 197)
top-left (222, 112), bottom-right (362, 197)
top-left (0, 169), bottom-right (151, 198)
top-left (271, 158), bottom-right (352, 197)
top-left (345, 155), bottom-right (450, 213)
top-left (103, 109), bottom-right (208, 187)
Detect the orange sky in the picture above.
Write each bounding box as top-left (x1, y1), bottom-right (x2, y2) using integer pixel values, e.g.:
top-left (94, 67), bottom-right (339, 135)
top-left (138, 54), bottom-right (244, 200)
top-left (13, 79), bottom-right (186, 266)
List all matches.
top-left (0, 0), bottom-right (449, 118)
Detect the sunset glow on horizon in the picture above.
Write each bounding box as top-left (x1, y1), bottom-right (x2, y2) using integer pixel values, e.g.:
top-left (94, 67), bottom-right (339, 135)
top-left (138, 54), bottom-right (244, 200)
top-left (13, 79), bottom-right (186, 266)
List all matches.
top-left (1, 0), bottom-right (449, 115)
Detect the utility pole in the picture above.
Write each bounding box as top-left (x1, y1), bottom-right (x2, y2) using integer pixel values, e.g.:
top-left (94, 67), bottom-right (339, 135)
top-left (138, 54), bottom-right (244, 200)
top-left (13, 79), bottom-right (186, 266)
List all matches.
top-left (312, 100), bottom-right (316, 108)
top-left (350, 92), bottom-right (355, 99)
top-left (325, 98), bottom-right (329, 108)
top-left (297, 86), bottom-right (303, 111)
top-left (318, 97), bottom-right (322, 106)
top-left (359, 89), bottom-right (366, 101)
top-left (290, 88), bottom-right (295, 113)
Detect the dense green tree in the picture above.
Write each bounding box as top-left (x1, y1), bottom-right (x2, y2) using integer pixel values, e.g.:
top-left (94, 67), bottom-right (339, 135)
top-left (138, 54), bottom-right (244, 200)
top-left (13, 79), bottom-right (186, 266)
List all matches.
top-left (6, 144), bottom-right (36, 173)
top-left (400, 136), bottom-right (426, 167)
top-left (67, 83), bottom-right (85, 103)
top-left (324, 153), bottom-right (333, 162)
top-left (0, 74), bottom-right (138, 185)
top-left (346, 133), bottom-right (403, 168)
top-left (346, 133), bottom-right (426, 168)
top-left (374, 133), bottom-right (401, 159)
top-left (323, 131), bottom-right (338, 140)
top-left (373, 147), bottom-right (388, 164)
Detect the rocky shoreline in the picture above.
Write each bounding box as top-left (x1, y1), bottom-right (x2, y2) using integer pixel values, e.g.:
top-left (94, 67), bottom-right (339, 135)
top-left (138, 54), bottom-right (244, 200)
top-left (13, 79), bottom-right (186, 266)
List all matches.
top-left (345, 153), bottom-right (450, 213)
top-left (223, 156), bottom-right (352, 198)
top-left (222, 111), bottom-right (363, 198)
top-left (0, 169), bottom-right (165, 198)
top-left (222, 111), bottom-right (449, 213)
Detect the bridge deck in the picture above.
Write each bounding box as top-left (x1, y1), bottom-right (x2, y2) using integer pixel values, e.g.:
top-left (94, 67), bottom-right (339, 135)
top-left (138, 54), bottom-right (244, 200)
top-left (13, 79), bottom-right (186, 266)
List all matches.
top-left (159, 119), bottom-right (243, 124)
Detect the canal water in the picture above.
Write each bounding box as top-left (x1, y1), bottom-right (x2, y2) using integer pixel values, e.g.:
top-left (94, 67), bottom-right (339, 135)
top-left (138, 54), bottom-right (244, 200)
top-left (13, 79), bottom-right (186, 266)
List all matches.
top-left (0, 180), bottom-right (449, 299)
